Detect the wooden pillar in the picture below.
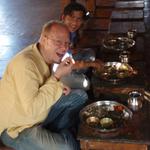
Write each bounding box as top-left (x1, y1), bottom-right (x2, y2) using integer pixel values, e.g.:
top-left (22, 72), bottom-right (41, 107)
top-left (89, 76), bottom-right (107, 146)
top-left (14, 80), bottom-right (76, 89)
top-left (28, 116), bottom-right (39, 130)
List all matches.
top-left (61, 0), bottom-right (96, 14)
top-left (61, 0), bottom-right (77, 12)
top-left (61, 0), bottom-right (71, 13)
top-left (85, 0), bottom-right (96, 14)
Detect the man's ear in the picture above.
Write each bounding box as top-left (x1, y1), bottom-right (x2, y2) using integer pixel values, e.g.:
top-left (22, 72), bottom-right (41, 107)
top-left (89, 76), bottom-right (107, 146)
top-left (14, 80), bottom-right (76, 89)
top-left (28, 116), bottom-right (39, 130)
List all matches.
top-left (61, 14), bottom-right (65, 21)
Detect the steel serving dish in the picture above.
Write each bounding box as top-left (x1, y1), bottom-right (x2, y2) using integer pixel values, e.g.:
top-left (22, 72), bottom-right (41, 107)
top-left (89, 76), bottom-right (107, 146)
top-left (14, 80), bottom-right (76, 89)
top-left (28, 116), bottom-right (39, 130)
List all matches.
top-left (93, 62), bottom-right (137, 84)
top-left (80, 101), bottom-right (133, 133)
top-left (102, 36), bottom-right (135, 51)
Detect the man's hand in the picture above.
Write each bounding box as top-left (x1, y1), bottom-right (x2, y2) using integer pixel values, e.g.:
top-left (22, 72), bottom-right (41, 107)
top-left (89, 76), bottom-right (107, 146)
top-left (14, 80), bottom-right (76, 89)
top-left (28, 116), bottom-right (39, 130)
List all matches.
top-left (54, 57), bottom-right (74, 79)
top-left (73, 60), bottom-right (85, 70)
top-left (73, 59), bottom-right (104, 71)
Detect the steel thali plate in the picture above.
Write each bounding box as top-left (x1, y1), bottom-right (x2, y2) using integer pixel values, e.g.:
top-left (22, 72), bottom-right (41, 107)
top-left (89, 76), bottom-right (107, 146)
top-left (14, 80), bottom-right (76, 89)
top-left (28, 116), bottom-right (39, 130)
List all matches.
top-left (93, 62), bottom-right (137, 84)
top-left (80, 100), bottom-right (133, 133)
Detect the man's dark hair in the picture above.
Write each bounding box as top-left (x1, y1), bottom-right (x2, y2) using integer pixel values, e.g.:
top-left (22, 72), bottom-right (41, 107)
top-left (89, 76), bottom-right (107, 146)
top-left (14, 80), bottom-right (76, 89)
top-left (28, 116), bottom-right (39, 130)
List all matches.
top-left (63, 2), bottom-right (88, 20)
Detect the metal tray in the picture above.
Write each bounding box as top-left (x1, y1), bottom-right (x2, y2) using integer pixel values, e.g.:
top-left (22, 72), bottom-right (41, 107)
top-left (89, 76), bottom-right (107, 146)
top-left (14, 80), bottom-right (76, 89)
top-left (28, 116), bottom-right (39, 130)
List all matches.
top-left (102, 36), bottom-right (135, 51)
top-left (80, 100), bottom-right (133, 133)
top-left (93, 62), bottom-right (137, 84)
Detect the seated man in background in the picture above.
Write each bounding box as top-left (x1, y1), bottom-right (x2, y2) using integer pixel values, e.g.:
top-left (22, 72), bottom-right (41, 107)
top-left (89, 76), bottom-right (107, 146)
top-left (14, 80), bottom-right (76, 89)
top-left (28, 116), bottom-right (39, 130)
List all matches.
top-left (53, 2), bottom-right (104, 90)
top-left (0, 20), bottom-right (88, 150)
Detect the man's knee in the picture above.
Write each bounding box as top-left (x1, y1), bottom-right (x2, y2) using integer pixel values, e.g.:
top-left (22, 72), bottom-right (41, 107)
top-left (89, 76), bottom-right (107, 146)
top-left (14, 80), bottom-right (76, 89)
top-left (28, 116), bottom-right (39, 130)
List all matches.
top-left (73, 89), bottom-right (88, 101)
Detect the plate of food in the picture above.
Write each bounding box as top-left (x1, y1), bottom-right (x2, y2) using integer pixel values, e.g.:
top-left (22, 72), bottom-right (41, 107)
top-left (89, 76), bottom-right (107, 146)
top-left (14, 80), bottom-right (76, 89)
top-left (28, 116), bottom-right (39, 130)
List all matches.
top-left (102, 36), bottom-right (135, 51)
top-left (93, 62), bottom-right (137, 83)
top-left (80, 101), bottom-right (132, 132)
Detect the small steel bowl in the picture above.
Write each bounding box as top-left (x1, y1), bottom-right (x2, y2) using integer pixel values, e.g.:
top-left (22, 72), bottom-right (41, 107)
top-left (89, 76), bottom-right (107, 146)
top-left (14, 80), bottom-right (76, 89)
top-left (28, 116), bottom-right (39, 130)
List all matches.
top-left (86, 116), bottom-right (99, 126)
top-left (99, 62), bottom-right (135, 83)
top-left (100, 117), bottom-right (114, 128)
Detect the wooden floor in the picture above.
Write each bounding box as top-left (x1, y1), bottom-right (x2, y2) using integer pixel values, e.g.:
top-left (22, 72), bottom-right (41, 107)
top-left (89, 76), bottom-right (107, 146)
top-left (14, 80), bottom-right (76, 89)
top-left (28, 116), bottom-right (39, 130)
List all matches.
top-left (0, 0), bottom-right (61, 77)
top-left (0, 0), bottom-right (150, 78)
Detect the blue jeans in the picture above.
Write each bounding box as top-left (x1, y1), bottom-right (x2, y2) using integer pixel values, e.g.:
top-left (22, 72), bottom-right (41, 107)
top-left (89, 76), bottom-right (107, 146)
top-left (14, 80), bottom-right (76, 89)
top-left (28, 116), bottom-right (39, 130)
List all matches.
top-left (73, 48), bottom-right (95, 62)
top-left (61, 73), bottom-right (90, 90)
top-left (42, 89), bottom-right (88, 131)
top-left (1, 126), bottom-right (77, 150)
top-left (1, 89), bottom-right (88, 150)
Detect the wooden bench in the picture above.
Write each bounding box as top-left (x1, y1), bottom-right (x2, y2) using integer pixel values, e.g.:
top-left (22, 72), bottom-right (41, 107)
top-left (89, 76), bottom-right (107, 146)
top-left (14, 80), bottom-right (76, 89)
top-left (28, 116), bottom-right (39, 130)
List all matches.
top-left (111, 10), bottom-right (144, 21)
top-left (115, 1), bottom-right (144, 9)
top-left (79, 139), bottom-right (148, 150)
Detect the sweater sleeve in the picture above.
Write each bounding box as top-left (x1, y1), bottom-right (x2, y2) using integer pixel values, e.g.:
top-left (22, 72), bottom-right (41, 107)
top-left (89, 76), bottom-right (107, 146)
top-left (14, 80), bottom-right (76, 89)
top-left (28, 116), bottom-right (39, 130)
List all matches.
top-left (10, 57), bottom-right (63, 119)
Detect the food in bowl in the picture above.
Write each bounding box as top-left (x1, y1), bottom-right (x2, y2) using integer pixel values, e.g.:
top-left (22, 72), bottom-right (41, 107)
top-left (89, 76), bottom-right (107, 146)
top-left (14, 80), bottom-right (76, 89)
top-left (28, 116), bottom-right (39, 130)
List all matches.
top-left (86, 116), bottom-right (99, 126)
top-left (100, 117), bottom-right (114, 129)
top-left (80, 101), bottom-right (132, 132)
top-left (94, 62), bottom-right (137, 82)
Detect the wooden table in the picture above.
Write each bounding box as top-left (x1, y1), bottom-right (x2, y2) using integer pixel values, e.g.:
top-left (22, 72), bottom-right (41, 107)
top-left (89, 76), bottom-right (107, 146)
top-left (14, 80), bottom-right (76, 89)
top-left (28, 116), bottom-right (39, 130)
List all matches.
top-left (78, 94), bottom-right (150, 150)
top-left (92, 59), bottom-right (146, 95)
top-left (78, 57), bottom-right (150, 150)
top-left (76, 1), bottom-right (150, 149)
top-left (77, 21), bottom-right (149, 148)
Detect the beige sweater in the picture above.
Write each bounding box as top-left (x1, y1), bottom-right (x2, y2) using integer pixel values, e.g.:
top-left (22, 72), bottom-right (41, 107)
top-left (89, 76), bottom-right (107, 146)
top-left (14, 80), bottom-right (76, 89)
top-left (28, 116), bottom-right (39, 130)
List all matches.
top-left (0, 44), bottom-right (63, 138)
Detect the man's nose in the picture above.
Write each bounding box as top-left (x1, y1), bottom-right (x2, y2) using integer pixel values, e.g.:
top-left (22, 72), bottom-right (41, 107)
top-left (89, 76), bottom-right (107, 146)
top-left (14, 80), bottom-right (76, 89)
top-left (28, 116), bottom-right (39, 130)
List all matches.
top-left (72, 18), bottom-right (78, 25)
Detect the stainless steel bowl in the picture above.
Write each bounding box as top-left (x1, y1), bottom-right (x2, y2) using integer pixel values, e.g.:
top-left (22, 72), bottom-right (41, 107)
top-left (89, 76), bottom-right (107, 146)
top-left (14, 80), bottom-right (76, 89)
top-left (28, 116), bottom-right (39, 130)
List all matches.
top-left (80, 100), bottom-right (133, 132)
top-left (100, 117), bottom-right (114, 128)
top-left (86, 116), bottom-right (99, 126)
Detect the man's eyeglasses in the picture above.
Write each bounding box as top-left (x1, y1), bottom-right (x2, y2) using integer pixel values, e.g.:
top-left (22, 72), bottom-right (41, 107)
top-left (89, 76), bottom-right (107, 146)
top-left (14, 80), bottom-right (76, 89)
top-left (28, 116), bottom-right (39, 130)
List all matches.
top-left (47, 37), bottom-right (71, 48)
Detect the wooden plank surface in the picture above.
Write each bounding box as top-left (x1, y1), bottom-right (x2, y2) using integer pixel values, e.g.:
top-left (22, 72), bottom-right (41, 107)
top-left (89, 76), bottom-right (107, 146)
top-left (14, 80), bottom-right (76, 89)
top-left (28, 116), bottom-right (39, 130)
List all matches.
top-left (118, 0), bottom-right (144, 1)
top-left (111, 10), bottom-right (144, 20)
top-left (96, 0), bottom-right (116, 8)
top-left (95, 8), bottom-right (113, 18)
top-left (85, 18), bottom-right (111, 30)
top-left (61, 0), bottom-right (71, 13)
top-left (78, 30), bottom-right (107, 47)
top-left (78, 97), bottom-right (150, 148)
top-left (115, 1), bottom-right (144, 9)
top-left (109, 21), bottom-right (145, 33)
top-left (85, 0), bottom-right (96, 13)
top-left (80, 140), bottom-right (148, 150)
